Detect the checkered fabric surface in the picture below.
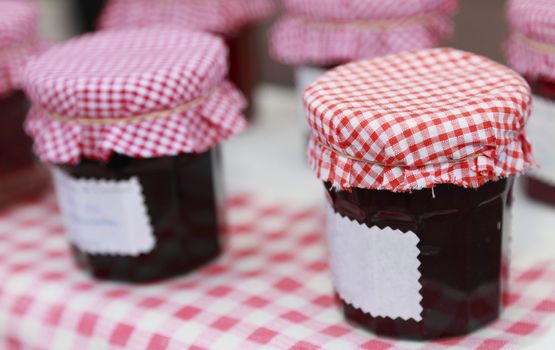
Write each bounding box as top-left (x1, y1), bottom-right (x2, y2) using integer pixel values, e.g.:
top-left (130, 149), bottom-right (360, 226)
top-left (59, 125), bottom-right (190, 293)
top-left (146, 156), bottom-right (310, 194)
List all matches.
top-left (305, 48), bottom-right (534, 192)
top-left (270, 0), bottom-right (457, 66)
top-left (0, 0), bottom-right (40, 96)
top-left (506, 0), bottom-right (555, 80)
top-left (99, 0), bottom-right (275, 35)
top-left (0, 193), bottom-right (554, 349)
top-left (22, 28), bottom-right (247, 164)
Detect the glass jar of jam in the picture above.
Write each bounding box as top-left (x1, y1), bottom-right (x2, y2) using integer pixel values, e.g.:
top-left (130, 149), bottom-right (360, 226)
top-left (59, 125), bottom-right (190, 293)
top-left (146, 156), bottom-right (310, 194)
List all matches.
top-left (270, 0), bottom-right (458, 153)
top-left (0, 91), bottom-right (49, 207)
top-left (327, 179), bottom-right (513, 339)
top-left (226, 25), bottom-right (259, 120)
top-left (72, 0), bottom-right (107, 33)
top-left (98, 0), bottom-right (275, 121)
top-left (56, 150), bottom-right (222, 282)
top-left (23, 28), bottom-right (247, 283)
top-left (304, 49), bottom-right (533, 339)
top-left (506, 0), bottom-right (555, 206)
top-left (520, 78), bottom-right (555, 205)
top-left (0, 1), bottom-right (49, 208)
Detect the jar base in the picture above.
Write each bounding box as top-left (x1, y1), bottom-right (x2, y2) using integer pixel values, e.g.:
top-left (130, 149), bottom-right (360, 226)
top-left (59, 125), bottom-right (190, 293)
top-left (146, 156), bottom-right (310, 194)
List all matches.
top-left (342, 300), bottom-right (499, 340)
top-left (72, 244), bottom-right (222, 283)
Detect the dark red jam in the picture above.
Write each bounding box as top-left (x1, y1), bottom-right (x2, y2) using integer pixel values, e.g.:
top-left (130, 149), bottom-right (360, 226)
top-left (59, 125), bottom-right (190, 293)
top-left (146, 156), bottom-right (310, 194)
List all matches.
top-left (0, 90), bottom-right (49, 207)
top-left (525, 77), bottom-right (555, 206)
top-left (326, 178), bottom-right (513, 340)
top-left (57, 149), bottom-right (223, 283)
top-left (227, 26), bottom-right (258, 120)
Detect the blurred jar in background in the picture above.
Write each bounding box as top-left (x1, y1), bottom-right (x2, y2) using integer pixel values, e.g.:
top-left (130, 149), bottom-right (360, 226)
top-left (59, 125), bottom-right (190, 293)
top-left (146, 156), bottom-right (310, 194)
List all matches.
top-left (305, 48), bottom-right (533, 339)
top-left (506, 0), bottom-right (555, 206)
top-left (0, 0), bottom-right (49, 208)
top-left (72, 0), bottom-right (107, 33)
top-left (23, 28), bottom-right (247, 282)
top-left (98, 0), bottom-right (275, 120)
top-left (270, 0), bottom-right (459, 143)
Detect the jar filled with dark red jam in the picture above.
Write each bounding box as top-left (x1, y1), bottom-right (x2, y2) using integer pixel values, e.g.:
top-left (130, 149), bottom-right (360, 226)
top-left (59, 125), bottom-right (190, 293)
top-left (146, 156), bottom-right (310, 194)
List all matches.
top-left (304, 49), bottom-right (533, 339)
top-left (98, 0), bottom-right (275, 120)
top-left (226, 25), bottom-right (262, 120)
top-left (506, 0), bottom-right (555, 206)
top-left (0, 1), bottom-right (49, 208)
top-left (520, 78), bottom-right (555, 205)
top-left (23, 28), bottom-right (247, 283)
top-left (72, 0), bottom-right (107, 33)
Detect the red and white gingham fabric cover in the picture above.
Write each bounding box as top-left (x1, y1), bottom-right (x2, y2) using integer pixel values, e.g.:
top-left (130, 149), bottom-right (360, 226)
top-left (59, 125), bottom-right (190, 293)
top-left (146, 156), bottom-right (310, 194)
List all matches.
top-left (23, 28), bottom-right (247, 164)
top-left (506, 0), bottom-right (555, 80)
top-left (0, 193), bottom-right (554, 349)
top-left (99, 0), bottom-right (275, 35)
top-left (0, 0), bottom-right (39, 96)
top-left (305, 48), bottom-right (534, 192)
top-left (270, 0), bottom-right (458, 66)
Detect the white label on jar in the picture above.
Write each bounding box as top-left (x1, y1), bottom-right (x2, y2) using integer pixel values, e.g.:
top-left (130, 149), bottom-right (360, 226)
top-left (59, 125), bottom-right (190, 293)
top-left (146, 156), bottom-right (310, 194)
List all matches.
top-left (52, 168), bottom-right (155, 256)
top-left (295, 66), bottom-right (327, 132)
top-left (326, 203), bottom-right (423, 321)
top-left (529, 96), bottom-right (555, 185)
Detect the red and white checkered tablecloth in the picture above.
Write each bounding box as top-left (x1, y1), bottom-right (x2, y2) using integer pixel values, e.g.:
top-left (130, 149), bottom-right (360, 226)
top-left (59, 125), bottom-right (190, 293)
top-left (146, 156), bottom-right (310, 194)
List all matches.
top-left (0, 193), bottom-right (554, 349)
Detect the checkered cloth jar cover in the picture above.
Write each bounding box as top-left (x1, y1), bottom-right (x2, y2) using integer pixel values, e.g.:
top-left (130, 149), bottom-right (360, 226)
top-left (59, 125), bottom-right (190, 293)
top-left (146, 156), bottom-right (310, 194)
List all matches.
top-left (22, 28), bottom-right (247, 164)
top-left (305, 48), bottom-right (534, 192)
top-left (506, 0), bottom-right (555, 80)
top-left (0, 0), bottom-right (40, 96)
top-left (99, 0), bottom-right (275, 35)
top-left (270, 0), bottom-right (458, 66)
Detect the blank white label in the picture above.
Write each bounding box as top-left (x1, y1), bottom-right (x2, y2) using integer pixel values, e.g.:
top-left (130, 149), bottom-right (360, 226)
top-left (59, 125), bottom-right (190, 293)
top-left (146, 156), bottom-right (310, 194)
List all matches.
top-left (529, 96), bottom-right (555, 185)
top-left (326, 203), bottom-right (423, 321)
top-left (52, 168), bottom-right (155, 256)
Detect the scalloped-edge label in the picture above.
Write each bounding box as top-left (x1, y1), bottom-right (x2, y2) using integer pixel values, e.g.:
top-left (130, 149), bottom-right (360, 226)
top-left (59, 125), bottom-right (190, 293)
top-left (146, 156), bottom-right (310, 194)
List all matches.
top-left (528, 96), bottom-right (555, 186)
top-left (326, 202), bottom-right (423, 321)
top-left (52, 168), bottom-right (155, 256)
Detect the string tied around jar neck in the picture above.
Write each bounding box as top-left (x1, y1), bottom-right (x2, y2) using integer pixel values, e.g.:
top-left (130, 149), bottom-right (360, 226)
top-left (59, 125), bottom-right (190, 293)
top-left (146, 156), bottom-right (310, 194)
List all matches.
top-left (514, 32), bottom-right (555, 57)
top-left (42, 87), bottom-right (220, 126)
top-left (298, 12), bottom-right (444, 32)
top-left (317, 140), bottom-right (482, 168)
